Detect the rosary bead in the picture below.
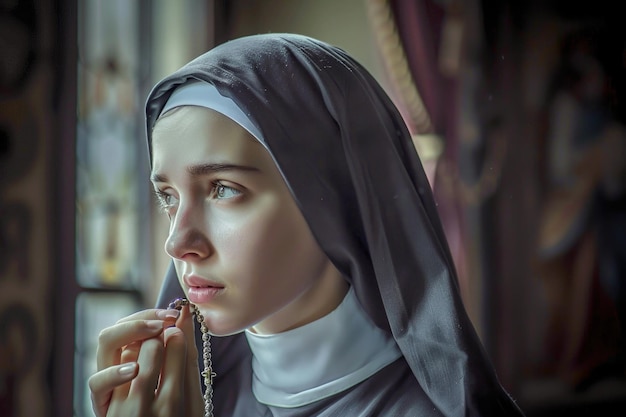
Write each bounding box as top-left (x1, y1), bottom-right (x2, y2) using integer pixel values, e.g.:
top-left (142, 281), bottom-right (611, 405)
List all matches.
top-left (168, 298), bottom-right (215, 416)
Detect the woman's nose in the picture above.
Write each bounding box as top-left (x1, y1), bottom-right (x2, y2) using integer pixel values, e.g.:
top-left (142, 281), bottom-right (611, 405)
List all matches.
top-left (164, 204), bottom-right (212, 261)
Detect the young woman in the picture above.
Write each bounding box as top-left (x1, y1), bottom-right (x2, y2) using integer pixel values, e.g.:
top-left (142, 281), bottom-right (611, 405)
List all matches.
top-left (89, 33), bottom-right (525, 416)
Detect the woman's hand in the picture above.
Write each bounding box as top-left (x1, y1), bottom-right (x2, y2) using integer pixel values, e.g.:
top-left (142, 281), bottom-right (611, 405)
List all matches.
top-left (88, 306), bottom-right (205, 417)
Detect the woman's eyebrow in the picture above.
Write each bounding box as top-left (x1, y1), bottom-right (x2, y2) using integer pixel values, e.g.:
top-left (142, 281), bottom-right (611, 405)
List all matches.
top-left (150, 163), bottom-right (260, 183)
top-left (187, 162), bottom-right (260, 176)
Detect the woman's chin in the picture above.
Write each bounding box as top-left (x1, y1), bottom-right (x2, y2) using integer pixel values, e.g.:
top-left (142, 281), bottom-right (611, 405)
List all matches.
top-left (200, 315), bottom-right (251, 337)
top-left (207, 328), bottom-right (248, 337)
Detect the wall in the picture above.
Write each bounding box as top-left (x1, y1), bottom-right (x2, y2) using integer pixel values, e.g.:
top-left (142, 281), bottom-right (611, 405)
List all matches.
top-left (0, 1), bottom-right (58, 416)
top-left (227, 0), bottom-right (385, 83)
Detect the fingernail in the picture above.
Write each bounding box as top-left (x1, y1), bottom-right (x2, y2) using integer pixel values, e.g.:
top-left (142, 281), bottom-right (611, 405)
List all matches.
top-left (164, 326), bottom-right (182, 337)
top-left (146, 320), bottom-right (164, 330)
top-left (118, 363), bottom-right (137, 376)
top-left (156, 309), bottom-right (180, 320)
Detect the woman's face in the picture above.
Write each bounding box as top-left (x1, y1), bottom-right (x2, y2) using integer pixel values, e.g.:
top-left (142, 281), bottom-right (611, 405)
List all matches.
top-left (151, 106), bottom-right (345, 335)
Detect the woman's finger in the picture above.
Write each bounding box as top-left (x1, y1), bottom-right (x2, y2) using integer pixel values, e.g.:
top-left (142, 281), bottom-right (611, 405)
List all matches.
top-left (95, 309), bottom-right (179, 371)
top-left (109, 340), bottom-right (143, 401)
top-left (107, 336), bottom-right (165, 416)
top-left (154, 306), bottom-right (205, 416)
top-left (96, 319), bottom-right (168, 370)
top-left (90, 307), bottom-right (186, 416)
top-left (178, 306), bottom-right (206, 416)
top-left (126, 336), bottom-right (165, 400)
top-left (115, 308), bottom-right (180, 324)
top-left (88, 363), bottom-right (138, 417)
top-left (154, 326), bottom-right (188, 416)
top-left (120, 340), bottom-right (142, 364)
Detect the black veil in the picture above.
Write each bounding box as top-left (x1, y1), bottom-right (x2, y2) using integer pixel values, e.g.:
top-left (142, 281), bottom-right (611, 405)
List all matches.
top-left (146, 34), bottom-right (523, 416)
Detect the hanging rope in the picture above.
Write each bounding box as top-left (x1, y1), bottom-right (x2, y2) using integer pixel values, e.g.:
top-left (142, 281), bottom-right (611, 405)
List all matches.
top-left (365, 0), bottom-right (507, 205)
top-left (365, 0), bottom-right (434, 135)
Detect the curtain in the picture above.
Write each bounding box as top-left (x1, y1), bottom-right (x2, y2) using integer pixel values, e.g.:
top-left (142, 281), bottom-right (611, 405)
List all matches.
top-left (366, 0), bottom-right (472, 313)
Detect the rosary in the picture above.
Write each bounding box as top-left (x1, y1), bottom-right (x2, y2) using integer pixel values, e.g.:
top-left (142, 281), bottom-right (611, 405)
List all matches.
top-left (168, 298), bottom-right (216, 417)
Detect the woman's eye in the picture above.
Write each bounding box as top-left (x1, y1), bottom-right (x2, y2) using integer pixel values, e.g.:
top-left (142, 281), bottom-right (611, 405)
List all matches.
top-left (154, 190), bottom-right (178, 211)
top-left (212, 183), bottom-right (241, 200)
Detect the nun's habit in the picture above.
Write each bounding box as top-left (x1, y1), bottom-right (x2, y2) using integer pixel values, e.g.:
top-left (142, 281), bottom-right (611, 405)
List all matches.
top-left (146, 34), bottom-right (524, 416)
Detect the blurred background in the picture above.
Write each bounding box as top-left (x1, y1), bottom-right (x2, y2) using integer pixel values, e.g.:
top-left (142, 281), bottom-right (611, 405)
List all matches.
top-left (1, 0), bottom-right (625, 416)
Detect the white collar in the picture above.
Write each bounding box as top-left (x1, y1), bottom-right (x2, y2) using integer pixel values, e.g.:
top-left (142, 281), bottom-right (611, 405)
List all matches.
top-left (244, 287), bottom-right (402, 408)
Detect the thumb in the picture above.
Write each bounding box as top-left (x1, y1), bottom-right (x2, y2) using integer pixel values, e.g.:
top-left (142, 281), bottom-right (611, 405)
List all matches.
top-left (177, 305), bottom-right (200, 367)
top-left (178, 305), bottom-right (208, 416)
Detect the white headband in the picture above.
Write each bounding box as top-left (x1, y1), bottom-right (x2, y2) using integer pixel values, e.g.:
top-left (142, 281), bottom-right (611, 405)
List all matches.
top-left (160, 80), bottom-right (263, 142)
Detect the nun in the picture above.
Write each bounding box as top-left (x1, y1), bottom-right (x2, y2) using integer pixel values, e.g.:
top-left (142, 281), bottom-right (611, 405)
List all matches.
top-left (89, 34), bottom-right (525, 417)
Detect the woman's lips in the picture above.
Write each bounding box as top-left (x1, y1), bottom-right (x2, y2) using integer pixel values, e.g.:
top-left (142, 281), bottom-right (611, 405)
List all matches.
top-left (187, 286), bottom-right (223, 304)
top-left (184, 275), bottom-right (224, 304)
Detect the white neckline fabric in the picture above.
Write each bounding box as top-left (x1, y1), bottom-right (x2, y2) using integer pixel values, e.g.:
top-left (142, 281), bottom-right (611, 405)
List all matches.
top-left (160, 80), bottom-right (403, 409)
top-left (244, 287), bottom-right (402, 408)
